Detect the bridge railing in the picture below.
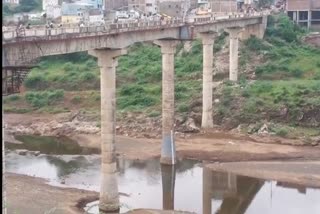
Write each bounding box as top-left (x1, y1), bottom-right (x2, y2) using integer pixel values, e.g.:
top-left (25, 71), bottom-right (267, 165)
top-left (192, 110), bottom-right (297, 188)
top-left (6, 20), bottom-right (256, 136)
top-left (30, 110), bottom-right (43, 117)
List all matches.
top-left (2, 11), bottom-right (270, 41)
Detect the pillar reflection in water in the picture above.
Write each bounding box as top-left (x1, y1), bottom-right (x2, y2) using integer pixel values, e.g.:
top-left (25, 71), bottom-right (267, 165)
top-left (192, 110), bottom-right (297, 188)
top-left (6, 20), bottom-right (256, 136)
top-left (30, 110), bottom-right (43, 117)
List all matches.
top-left (161, 164), bottom-right (176, 210)
top-left (203, 167), bottom-right (263, 214)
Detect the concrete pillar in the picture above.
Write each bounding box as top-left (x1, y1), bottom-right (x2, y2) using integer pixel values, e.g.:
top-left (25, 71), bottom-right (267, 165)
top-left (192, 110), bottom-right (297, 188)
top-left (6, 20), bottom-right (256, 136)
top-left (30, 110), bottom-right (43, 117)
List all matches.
top-left (308, 10), bottom-right (311, 29)
top-left (200, 33), bottom-right (215, 128)
top-left (2, 112), bottom-right (6, 214)
top-left (226, 28), bottom-right (242, 82)
top-left (89, 48), bottom-right (127, 212)
top-left (154, 40), bottom-right (179, 165)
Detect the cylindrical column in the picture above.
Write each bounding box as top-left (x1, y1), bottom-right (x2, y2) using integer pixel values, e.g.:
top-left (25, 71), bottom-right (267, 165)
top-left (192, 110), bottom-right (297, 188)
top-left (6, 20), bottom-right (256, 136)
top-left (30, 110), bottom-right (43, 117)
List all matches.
top-left (89, 49), bottom-right (127, 213)
top-left (229, 35), bottom-right (238, 81)
top-left (2, 111), bottom-right (6, 214)
top-left (228, 28), bottom-right (242, 82)
top-left (201, 33), bottom-right (214, 128)
top-left (99, 60), bottom-right (119, 212)
top-left (154, 40), bottom-right (179, 165)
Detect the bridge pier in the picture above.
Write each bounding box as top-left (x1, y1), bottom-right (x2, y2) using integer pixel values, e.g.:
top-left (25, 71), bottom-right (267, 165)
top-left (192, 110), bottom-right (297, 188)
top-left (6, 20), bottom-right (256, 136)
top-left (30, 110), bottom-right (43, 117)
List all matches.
top-left (227, 28), bottom-right (243, 82)
top-left (89, 48), bottom-right (127, 212)
top-left (200, 33), bottom-right (216, 129)
top-left (154, 40), bottom-right (180, 165)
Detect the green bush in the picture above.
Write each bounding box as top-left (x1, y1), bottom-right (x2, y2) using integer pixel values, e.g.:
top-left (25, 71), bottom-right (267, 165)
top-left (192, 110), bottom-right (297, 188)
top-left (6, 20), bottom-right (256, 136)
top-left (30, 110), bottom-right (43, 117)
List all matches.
top-left (25, 90), bottom-right (64, 108)
top-left (177, 103), bottom-right (189, 113)
top-left (120, 85), bottom-right (145, 96)
top-left (5, 94), bottom-right (21, 101)
top-left (244, 36), bottom-right (268, 51)
top-left (24, 73), bottom-right (48, 90)
top-left (191, 40), bottom-right (202, 54)
top-left (63, 62), bottom-right (74, 72)
top-left (276, 128), bottom-right (288, 137)
top-left (80, 72), bottom-right (96, 81)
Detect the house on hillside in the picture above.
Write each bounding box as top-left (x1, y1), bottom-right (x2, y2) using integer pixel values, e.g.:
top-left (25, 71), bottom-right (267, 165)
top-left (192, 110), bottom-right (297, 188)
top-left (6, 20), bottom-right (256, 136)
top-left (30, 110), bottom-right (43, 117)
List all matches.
top-left (159, 0), bottom-right (195, 17)
top-left (286, 0), bottom-right (320, 29)
top-left (104, 0), bottom-right (128, 11)
top-left (61, 2), bottom-right (94, 24)
top-left (43, 0), bottom-right (63, 19)
top-left (84, 8), bottom-right (105, 24)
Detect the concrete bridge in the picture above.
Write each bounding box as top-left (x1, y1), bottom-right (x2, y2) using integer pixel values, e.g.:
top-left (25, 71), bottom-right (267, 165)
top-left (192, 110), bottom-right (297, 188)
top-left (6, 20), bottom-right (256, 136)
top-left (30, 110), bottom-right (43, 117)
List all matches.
top-left (2, 12), bottom-right (269, 212)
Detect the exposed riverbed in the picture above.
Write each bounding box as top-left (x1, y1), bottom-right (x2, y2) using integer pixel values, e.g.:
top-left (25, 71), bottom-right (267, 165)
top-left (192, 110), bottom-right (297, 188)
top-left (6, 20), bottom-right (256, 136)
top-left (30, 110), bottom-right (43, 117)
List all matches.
top-left (5, 135), bottom-right (320, 214)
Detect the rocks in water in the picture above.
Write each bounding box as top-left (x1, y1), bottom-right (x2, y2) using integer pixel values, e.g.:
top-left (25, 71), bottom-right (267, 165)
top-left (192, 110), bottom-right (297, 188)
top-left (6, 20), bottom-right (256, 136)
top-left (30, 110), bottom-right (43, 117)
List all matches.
top-left (15, 150), bottom-right (41, 156)
top-left (29, 151), bottom-right (41, 156)
top-left (16, 149), bottom-right (28, 156)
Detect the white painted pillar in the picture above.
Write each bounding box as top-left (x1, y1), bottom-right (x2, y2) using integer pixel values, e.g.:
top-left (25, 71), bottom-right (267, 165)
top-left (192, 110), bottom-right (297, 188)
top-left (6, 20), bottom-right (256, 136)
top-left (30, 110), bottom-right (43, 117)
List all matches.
top-left (89, 48), bottom-right (127, 212)
top-left (227, 28), bottom-right (242, 82)
top-left (200, 33), bottom-right (215, 128)
top-left (154, 40), bottom-right (179, 165)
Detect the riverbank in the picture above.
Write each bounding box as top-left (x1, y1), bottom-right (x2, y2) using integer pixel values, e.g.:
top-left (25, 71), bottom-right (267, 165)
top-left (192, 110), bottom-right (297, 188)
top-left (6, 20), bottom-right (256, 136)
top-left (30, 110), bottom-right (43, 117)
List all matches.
top-left (6, 172), bottom-right (98, 214)
top-left (6, 173), bottom-right (194, 214)
top-left (4, 112), bottom-right (320, 162)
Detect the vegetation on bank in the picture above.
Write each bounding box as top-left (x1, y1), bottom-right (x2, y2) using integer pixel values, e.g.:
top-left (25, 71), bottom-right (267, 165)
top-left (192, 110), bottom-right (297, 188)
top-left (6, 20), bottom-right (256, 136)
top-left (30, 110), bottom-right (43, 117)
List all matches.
top-left (3, 0), bottom-right (42, 16)
top-left (3, 14), bottom-right (320, 137)
top-left (214, 14), bottom-right (320, 136)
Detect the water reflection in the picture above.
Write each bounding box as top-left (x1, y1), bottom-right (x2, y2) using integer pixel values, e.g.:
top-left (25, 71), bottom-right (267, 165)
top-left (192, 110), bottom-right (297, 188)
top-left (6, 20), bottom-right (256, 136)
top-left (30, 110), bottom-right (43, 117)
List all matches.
top-left (5, 150), bottom-right (320, 214)
top-left (203, 167), bottom-right (263, 214)
top-left (161, 164), bottom-right (176, 210)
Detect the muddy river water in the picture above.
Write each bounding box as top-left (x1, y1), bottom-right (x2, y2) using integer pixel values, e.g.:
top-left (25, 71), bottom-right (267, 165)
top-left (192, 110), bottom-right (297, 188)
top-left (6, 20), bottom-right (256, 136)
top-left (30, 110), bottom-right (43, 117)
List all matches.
top-left (5, 135), bottom-right (320, 214)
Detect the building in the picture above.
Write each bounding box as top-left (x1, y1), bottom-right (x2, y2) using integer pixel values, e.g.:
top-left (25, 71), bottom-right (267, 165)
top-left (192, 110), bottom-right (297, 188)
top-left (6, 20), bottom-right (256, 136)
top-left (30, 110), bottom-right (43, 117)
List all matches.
top-left (3, 0), bottom-right (19, 5)
top-left (61, 2), bottom-right (94, 24)
top-left (76, 0), bottom-right (104, 9)
top-left (83, 8), bottom-right (104, 24)
top-left (159, 0), bottom-right (193, 17)
top-left (128, 0), bottom-right (147, 14)
top-left (43, 0), bottom-right (62, 19)
top-left (287, 0), bottom-right (320, 29)
top-left (105, 0), bottom-right (128, 11)
top-left (46, 5), bottom-right (62, 19)
top-left (145, 0), bottom-right (159, 15)
top-left (208, 0), bottom-right (237, 13)
top-left (127, 0), bottom-right (159, 15)
top-left (43, 0), bottom-right (61, 11)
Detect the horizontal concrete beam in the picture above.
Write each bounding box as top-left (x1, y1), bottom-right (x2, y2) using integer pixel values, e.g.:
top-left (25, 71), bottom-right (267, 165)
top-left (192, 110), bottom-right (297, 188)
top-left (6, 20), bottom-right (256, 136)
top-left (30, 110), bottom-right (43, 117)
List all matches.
top-left (3, 15), bottom-right (267, 66)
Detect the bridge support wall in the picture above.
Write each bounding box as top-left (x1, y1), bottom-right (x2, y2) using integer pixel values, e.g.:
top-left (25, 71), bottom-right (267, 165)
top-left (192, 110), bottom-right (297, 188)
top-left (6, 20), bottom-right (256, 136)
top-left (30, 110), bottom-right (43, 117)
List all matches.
top-left (89, 48), bottom-right (127, 212)
top-left (200, 33), bottom-right (215, 128)
top-left (240, 16), bottom-right (268, 40)
top-left (154, 40), bottom-right (179, 165)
